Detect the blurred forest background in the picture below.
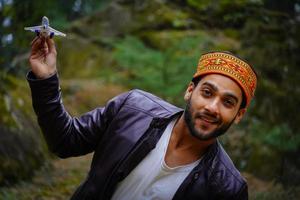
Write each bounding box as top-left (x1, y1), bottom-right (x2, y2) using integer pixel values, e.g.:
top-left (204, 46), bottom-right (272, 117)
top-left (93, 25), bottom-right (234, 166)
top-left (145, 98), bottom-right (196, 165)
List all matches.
top-left (1, 0), bottom-right (300, 199)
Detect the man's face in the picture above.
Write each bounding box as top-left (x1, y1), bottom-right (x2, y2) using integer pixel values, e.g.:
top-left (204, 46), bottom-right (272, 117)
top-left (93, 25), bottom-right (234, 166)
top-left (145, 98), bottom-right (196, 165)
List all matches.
top-left (184, 74), bottom-right (245, 141)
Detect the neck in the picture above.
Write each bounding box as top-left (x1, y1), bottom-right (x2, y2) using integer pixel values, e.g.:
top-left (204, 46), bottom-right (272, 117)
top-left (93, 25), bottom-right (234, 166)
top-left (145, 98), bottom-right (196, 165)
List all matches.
top-left (170, 114), bottom-right (215, 154)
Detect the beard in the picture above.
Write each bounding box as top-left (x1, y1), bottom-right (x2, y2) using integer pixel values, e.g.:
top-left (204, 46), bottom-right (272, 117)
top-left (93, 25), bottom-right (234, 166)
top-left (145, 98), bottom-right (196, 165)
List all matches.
top-left (184, 98), bottom-right (235, 141)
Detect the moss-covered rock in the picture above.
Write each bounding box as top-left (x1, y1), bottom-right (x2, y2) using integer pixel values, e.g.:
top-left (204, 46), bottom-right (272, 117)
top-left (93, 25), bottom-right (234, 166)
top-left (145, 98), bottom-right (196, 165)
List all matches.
top-left (138, 29), bottom-right (240, 51)
top-left (0, 75), bottom-right (47, 185)
top-left (68, 0), bottom-right (198, 40)
top-left (55, 34), bottom-right (116, 79)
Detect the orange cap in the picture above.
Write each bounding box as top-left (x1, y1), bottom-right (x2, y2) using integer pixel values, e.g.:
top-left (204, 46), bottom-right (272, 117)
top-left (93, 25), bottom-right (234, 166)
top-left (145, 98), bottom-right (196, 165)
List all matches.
top-left (193, 52), bottom-right (257, 107)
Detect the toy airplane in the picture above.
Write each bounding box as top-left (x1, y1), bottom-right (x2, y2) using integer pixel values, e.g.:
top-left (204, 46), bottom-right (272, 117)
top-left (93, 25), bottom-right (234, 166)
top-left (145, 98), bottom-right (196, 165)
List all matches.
top-left (24, 16), bottom-right (66, 38)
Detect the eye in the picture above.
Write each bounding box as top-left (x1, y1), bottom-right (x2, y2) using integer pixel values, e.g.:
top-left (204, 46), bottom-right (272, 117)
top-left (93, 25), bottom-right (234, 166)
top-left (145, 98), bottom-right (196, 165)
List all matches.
top-left (201, 88), bottom-right (212, 98)
top-left (223, 98), bottom-right (235, 108)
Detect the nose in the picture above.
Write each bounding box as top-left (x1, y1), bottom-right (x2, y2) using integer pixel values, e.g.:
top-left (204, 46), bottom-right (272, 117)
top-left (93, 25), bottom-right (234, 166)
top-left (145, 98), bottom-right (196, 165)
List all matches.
top-left (204, 98), bottom-right (219, 115)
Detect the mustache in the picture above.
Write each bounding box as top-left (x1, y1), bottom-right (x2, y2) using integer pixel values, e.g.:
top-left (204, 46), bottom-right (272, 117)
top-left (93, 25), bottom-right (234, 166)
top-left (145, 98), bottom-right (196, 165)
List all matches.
top-left (195, 110), bottom-right (220, 124)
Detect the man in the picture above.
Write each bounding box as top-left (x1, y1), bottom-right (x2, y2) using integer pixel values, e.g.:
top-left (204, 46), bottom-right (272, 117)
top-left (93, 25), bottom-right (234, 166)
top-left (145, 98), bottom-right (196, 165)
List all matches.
top-left (27, 37), bottom-right (257, 200)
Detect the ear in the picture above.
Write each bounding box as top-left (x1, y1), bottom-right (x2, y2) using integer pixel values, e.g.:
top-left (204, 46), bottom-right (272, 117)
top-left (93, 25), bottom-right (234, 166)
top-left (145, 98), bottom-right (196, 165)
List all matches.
top-left (234, 108), bottom-right (246, 124)
top-left (184, 82), bottom-right (195, 101)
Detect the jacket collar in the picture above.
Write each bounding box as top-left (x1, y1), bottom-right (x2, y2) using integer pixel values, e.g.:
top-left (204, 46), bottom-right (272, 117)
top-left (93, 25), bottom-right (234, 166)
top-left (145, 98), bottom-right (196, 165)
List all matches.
top-left (150, 110), bottom-right (183, 128)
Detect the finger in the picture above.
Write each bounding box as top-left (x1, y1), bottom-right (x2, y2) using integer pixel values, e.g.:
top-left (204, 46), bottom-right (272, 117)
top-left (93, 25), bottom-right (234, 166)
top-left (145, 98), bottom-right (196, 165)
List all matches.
top-left (31, 37), bottom-right (44, 53)
top-left (32, 37), bottom-right (48, 56)
top-left (30, 50), bottom-right (44, 60)
top-left (30, 36), bottom-right (39, 46)
top-left (42, 39), bottom-right (48, 54)
top-left (46, 37), bottom-right (57, 55)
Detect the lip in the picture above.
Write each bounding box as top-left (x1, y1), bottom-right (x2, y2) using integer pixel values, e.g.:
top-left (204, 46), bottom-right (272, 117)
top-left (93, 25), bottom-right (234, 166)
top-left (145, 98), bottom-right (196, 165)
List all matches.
top-left (199, 116), bottom-right (218, 124)
top-left (195, 118), bottom-right (216, 129)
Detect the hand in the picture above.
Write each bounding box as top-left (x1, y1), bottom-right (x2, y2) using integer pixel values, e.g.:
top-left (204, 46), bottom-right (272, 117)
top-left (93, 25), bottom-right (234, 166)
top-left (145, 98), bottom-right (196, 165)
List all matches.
top-left (29, 36), bottom-right (57, 79)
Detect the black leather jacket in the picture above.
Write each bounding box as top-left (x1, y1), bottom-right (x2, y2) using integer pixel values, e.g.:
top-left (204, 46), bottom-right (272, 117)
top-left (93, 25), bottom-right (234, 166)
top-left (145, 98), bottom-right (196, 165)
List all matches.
top-left (27, 72), bottom-right (248, 200)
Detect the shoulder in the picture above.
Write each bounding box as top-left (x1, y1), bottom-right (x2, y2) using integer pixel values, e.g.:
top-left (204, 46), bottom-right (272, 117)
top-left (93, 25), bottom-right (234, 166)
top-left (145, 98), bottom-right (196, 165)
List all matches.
top-left (209, 142), bottom-right (248, 199)
top-left (121, 89), bottom-right (182, 118)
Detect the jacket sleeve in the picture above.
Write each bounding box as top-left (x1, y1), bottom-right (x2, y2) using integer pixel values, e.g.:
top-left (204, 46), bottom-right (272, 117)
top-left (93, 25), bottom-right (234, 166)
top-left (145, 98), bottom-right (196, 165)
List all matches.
top-left (27, 71), bottom-right (130, 158)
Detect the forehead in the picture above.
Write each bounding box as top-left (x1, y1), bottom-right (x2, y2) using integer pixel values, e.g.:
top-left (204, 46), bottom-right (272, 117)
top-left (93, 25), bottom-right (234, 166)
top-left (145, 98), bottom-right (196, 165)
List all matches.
top-left (197, 74), bottom-right (243, 99)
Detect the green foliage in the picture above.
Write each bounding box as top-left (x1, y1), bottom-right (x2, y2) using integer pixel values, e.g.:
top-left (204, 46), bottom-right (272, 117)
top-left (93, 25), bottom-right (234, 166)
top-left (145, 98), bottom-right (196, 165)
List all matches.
top-left (113, 36), bottom-right (165, 91)
top-left (263, 125), bottom-right (300, 152)
top-left (252, 185), bottom-right (300, 200)
top-left (113, 34), bottom-right (217, 105)
top-left (249, 122), bottom-right (300, 152)
top-left (187, 0), bottom-right (263, 27)
top-left (236, 3), bottom-right (300, 158)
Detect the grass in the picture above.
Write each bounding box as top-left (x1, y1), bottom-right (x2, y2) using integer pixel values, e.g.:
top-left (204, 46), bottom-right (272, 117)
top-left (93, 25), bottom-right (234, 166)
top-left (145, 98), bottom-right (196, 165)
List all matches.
top-left (0, 154), bottom-right (92, 200)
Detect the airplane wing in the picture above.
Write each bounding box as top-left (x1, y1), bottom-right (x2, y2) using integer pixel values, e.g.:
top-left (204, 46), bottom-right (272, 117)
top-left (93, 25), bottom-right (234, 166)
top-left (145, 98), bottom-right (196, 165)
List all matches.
top-left (49, 26), bottom-right (66, 37)
top-left (24, 25), bottom-right (43, 32)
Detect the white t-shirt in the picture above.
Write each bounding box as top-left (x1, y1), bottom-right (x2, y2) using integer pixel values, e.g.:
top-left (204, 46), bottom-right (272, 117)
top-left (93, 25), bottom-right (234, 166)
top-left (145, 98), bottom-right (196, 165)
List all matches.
top-left (111, 118), bottom-right (201, 200)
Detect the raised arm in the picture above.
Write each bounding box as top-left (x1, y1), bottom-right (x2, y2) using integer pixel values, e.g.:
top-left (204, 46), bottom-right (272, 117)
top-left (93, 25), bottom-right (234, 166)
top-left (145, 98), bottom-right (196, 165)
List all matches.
top-left (27, 37), bottom-right (129, 158)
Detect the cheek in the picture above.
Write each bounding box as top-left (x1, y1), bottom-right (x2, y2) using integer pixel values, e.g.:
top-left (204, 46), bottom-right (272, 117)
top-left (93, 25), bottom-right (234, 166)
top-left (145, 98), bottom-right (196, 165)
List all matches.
top-left (190, 94), bottom-right (209, 108)
top-left (220, 108), bottom-right (239, 123)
